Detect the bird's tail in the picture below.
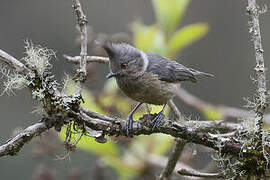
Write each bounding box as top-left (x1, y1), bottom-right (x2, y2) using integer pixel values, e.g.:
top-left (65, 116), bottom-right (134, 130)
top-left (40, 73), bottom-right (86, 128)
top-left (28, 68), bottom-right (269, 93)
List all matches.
top-left (189, 68), bottom-right (215, 78)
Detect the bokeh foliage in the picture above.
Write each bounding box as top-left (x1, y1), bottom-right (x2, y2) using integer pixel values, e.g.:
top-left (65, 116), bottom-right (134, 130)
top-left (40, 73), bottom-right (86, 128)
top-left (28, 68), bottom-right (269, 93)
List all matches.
top-left (60, 0), bottom-right (210, 179)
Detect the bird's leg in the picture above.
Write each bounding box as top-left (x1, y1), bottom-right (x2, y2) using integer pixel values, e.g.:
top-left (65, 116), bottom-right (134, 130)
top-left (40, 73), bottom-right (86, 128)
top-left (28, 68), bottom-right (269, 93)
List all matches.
top-left (152, 103), bottom-right (167, 131)
top-left (126, 102), bottom-right (143, 136)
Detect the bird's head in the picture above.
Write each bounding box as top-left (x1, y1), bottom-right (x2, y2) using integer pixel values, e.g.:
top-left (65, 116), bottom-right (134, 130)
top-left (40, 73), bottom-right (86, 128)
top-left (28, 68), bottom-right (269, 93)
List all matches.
top-left (102, 43), bottom-right (148, 79)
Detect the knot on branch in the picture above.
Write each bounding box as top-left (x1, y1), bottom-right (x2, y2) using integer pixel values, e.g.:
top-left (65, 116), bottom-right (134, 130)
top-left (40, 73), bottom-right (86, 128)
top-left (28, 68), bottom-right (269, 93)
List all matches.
top-left (75, 69), bottom-right (87, 82)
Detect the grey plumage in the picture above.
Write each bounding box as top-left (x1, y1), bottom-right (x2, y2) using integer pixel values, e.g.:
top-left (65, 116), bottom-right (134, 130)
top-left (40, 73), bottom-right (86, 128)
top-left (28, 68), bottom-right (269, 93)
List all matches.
top-left (146, 52), bottom-right (214, 83)
top-left (102, 42), bottom-right (214, 134)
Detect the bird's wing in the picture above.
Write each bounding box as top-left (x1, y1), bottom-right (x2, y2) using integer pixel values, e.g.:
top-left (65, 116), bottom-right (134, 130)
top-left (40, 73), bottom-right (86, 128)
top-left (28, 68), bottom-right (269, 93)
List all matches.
top-left (146, 53), bottom-right (197, 83)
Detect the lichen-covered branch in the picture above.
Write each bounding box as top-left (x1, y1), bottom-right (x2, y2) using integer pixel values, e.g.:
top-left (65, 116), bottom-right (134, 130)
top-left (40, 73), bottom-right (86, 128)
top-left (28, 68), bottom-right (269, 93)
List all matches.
top-left (246, 0), bottom-right (268, 136)
top-left (0, 107), bottom-right (243, 158)
top-left (0, 121), bottom-right (52, 157)
top-left (80, 111), bottom-right (243, 156)
top-left (72, 0), bottom-right (88, 96)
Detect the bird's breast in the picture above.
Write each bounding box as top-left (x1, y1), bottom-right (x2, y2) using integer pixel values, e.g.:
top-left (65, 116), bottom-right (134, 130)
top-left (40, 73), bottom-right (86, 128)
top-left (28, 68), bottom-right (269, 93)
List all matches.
top-left (115, 73), bottom-right (179, 105)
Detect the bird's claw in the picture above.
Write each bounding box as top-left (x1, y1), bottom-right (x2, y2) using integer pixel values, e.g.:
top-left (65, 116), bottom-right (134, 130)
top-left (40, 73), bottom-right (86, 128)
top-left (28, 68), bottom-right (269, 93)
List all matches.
top-left (125, 116), bottom-right (133, 136)
top-left (152, 112), bottom-right (165, 131)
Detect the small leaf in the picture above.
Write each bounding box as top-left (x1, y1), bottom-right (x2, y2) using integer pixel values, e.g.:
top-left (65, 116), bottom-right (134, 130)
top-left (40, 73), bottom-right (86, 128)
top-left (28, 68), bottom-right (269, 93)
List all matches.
top-left (133, 22), bottom-right (167, 56)
top-left (168, 23), bottom-right (209, 55)
top-left (202, 107), bottom-right (222, 121)
top-left (152, 0), bottom-right (190, 35)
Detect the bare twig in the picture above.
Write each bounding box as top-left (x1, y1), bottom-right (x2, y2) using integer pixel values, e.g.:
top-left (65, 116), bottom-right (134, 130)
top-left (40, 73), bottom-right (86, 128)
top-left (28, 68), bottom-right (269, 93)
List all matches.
top-left (0, 49), bottom-right (28, 73)
top-left (72, 0), bottom-right (88, 96)
top-left (176, 87), bottom-right (252, 120)
top-left (0, 121), bottom-right (52, 157)
top-left (64, 55), bottom-right (109, 64)
top-left (177, 167), bottom-right (222, 178)
top-left (246, 0), bottom-right (268, 137)
top-left (158, 139), bottom-right (187, 180)
top-left (147, 154), bottom-right (222, 179)
top-left (168, 100), bottom-right (183, 120)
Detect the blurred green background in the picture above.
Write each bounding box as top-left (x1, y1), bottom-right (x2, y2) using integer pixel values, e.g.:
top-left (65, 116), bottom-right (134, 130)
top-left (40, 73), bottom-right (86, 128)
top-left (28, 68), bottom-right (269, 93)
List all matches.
top-left (0, 0), bottom-right (270, 179)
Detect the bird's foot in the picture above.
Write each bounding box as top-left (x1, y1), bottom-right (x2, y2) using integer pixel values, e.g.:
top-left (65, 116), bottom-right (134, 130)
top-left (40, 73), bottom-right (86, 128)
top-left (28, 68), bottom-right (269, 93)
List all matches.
top-left (125, 116), bottom-right (134, 136)
top-left (152, 112), bottom-right (165, 131)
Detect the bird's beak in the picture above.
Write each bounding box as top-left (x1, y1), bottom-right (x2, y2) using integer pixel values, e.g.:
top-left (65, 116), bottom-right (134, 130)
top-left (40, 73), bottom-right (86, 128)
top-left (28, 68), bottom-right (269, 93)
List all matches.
top-left (106, 72), bottom-right (118, 79)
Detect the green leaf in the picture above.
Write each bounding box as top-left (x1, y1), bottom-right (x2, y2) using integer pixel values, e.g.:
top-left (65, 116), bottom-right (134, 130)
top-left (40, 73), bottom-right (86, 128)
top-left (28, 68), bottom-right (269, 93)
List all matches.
top-left (168, 23), bottom-right (209, 55)
top-left (202, 107), bottom-right (222, 121)
top-left (133, 22), bottom-right (167, 56)
top-left (152, 0), bottom-right (190, 35)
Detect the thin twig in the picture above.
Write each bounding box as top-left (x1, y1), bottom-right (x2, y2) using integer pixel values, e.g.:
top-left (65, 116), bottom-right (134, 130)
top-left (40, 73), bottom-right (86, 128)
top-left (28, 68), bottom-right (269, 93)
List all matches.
top-left (72, 0), bottom-right (88, 96)
top-left (177, 167), bottom-right (223, 178)
top-left (246, 0), bottom-right (268, 138)
top-left (176, 87), bottom-right (251, 120)
top-left (158, 139), bottom-right (187, 180)
top-left (64, 55), bottom-right (109, 64)
top-left (147, 154), bottom-right (222, 179)
top-left (168, 100), bottom-right (183, 120)
top-left (0, 49), bottom-right (28, 73)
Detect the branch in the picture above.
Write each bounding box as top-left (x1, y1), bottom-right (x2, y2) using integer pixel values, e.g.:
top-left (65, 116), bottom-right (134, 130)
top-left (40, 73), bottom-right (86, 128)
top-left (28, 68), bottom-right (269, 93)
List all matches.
top-left (246, 0), bottom-right (268, 136)
top-left (80, 109), bottom-right (243, 156)
top-left (158, 100), bottom-right (186, 180)
top-left (177, 167), bottom-right (222, 178)
top-left (72, 0), bottom-right (88, 96)
top-left (0, 49), bottom-right (28, 73)
top-left (176, 87), bottom-right (254, 121)
top-left (0, 105), bottom-right (242, 158)
top-left (147, 154), bottom-right (222, 179)
top-left (168, 100), bottom-right (183, 120)
top-left (0, 121), bottom-right (52, 157)
top-left (63, 55), bottom-right (109, 64)
top-left (158, 139), bottom-right (187, 180)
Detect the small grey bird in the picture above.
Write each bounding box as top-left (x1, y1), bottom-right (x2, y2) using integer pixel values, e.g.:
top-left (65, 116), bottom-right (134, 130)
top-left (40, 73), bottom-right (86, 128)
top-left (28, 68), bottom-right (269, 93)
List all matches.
top-left (102, 43), bottom-right (214, 135)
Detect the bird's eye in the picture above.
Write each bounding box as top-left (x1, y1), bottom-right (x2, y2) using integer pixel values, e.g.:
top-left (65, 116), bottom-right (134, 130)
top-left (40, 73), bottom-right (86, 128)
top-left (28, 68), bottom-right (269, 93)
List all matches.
top-left (120, 63), bottom-right (127, 69)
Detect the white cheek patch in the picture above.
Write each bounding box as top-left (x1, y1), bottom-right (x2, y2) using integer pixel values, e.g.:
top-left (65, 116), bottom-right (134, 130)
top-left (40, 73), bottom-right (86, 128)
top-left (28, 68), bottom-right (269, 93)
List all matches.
top-left (140, 51), bottom-right (149, 73)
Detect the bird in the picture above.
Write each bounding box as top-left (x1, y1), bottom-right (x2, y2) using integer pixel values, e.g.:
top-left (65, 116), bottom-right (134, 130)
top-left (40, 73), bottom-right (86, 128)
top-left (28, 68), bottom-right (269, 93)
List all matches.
top-left (102, 42), bottom-right (214, 135)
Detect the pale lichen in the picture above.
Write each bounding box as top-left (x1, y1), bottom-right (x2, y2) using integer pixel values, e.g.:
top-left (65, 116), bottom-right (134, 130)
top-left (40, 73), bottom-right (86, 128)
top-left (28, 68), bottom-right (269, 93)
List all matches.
top-left (22, 40), bottom-right (55, 76)
top-left (212, 140), bottom-right (245, 179)
top-left (0, 65), bottom-right (29, 95)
